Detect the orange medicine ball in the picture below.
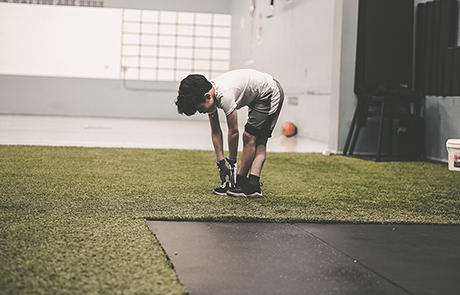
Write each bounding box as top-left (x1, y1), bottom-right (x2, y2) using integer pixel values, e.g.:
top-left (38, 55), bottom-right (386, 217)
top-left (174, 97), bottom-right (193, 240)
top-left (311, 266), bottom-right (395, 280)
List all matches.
top-left (282, 122), bottom-right (297, 137)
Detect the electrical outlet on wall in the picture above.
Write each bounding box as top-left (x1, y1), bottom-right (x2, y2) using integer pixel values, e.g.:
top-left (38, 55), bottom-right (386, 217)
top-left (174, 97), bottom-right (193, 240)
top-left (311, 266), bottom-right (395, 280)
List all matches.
top-left (288, 96), bottom-right (299, 106)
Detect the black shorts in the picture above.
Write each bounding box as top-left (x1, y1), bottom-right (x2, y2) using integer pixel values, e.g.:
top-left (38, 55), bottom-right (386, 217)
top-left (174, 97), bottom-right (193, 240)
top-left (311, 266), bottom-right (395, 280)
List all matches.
top-left (244, 79), bottom-right (284, 145)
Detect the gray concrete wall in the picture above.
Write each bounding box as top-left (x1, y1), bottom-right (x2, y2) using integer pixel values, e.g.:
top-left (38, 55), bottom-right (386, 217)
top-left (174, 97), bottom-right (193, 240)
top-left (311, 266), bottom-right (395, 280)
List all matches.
top-left (0, 75), bottom-right (193, 120)
top-left (425, 96), bottom-right (460, 161)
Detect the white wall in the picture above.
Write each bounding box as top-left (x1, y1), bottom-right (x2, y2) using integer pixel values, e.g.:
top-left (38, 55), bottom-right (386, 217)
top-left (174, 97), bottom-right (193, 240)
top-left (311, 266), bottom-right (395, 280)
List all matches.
top-left (0, 0), bottom-right (231, 121)
top-left (277, 94), bottom-right (331, 142)
top-left (0, 0), bottom-right (338, 142)
top-left (0, 3), bottom-right (231, 81)
top-left (105, 0), bottom-right (231, 14)
top-left (0, 3), bottom-right (122, 79)
top-left (328, 0), bottom-right (345, 153)
top-left (230, 0), bottom-right (336, 143)
top-left (334, 0), bottom-right (359, 153)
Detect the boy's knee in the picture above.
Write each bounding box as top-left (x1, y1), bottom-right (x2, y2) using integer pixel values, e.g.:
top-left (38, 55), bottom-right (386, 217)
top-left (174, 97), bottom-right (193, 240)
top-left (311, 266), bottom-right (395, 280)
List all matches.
top-left (243, 131), bottom-right (256, 145)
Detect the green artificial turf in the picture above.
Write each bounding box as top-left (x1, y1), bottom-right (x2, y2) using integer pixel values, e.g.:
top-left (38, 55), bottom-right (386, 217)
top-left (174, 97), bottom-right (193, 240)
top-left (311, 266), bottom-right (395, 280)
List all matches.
top-left (1, 145), bottom-right (459, 294)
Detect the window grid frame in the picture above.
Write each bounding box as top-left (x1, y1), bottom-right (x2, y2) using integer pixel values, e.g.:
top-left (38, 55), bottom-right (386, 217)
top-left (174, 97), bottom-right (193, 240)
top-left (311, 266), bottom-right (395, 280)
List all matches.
top-left (120, 9), bottom-right (231, 82)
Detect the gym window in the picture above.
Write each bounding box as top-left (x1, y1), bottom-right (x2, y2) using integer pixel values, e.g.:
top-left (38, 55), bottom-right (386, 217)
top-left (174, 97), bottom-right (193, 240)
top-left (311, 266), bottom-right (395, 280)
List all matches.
top-left (120, 9), bottom-right (232, 82)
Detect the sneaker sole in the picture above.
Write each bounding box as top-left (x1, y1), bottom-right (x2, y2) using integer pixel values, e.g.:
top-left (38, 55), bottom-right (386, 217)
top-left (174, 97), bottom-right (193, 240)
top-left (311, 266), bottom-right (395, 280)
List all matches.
top-left (246, 192), bottom-right (263, 198)
top-left (226, 191), bottom-right (247, 197)
top-left (213, 190), bottom-right (228, 196)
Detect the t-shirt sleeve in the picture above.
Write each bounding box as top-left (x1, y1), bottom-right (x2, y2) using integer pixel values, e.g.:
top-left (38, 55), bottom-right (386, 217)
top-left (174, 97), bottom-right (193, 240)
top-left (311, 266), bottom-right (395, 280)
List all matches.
top-left (219, 91), bottom-right (237, 116)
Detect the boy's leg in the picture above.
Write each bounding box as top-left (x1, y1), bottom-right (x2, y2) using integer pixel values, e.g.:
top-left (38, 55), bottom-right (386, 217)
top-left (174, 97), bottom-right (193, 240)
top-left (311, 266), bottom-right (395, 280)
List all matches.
top-left (238, 88), bottom-right (271, 179)
top-left (249, 79), bottom-right (284, 177)
top-left (249, 143), bottom-right (267, 176)
top-left (228, 110), bottom-right (271, 198)
top-left (242, 139), bottom-right (267, 198)
top-left (238, 131), bottom-right (257, 177)
top-left (226, 131), bottom-right (258, 197)
top-left (228, 80), bottom-right (284, 198)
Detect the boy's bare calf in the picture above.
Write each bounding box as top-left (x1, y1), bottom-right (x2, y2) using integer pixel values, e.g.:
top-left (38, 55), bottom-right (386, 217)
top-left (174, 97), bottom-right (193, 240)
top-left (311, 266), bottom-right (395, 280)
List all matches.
top-left (239, 131), bottom-right (266, 177)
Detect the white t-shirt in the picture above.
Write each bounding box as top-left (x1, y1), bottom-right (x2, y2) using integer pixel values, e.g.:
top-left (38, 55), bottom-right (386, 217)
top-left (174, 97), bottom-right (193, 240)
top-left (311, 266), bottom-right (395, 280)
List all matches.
top-left (211, 69), bottom-right (281, 116)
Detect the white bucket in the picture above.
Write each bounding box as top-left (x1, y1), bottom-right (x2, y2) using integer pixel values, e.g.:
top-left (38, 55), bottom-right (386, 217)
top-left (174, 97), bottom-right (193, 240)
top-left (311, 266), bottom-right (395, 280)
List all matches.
top-left (446, 139), bottom-right (460, 171)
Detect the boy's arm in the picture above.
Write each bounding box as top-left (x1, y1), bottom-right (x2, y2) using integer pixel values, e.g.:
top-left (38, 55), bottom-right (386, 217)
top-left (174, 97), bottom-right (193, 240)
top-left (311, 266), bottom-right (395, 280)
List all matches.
top-left (208, 110), bottom-right (224, 161)
top-left (226, 109), bottom-right (239, 159)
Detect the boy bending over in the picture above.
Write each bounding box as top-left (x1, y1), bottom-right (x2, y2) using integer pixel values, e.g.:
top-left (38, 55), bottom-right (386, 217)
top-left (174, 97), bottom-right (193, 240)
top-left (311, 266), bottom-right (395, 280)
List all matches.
top-left (175, 69), bottom-right (284, 198)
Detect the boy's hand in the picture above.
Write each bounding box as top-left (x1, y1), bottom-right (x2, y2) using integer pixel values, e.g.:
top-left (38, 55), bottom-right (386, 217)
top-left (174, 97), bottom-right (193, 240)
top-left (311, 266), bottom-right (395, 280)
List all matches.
top-left (226, 157), bottom-right (237, 187)
top-left (216, 159), bottom-right (230, 184)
